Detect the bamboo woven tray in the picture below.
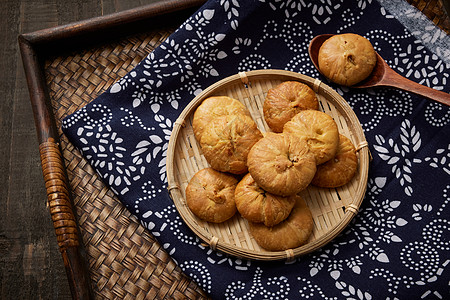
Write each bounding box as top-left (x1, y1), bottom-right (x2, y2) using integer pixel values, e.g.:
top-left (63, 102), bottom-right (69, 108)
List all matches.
top-left (167, 69), bottom-right (371, 260)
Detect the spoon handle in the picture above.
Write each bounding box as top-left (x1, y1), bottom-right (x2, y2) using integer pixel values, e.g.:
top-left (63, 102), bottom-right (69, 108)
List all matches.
top-left (383, 70), bottom-right (450, 107)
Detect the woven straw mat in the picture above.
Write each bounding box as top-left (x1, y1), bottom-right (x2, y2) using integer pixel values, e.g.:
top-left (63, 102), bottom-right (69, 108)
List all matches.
top-left (45, 27), bottom-right (208, 299)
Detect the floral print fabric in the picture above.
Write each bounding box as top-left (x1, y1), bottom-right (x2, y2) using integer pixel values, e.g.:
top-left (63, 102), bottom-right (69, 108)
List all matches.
top-left (62, 0), bottom-right (450, 298)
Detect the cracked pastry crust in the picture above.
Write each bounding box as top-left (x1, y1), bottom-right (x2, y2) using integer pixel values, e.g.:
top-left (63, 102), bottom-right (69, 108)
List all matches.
top-left (312, 134), bottom-right (358, 188)
top-left (185, 167), bottom-right (238, 223)
top-left (283, 110), bottom-right (339, 165)
top-left (248, 195), bottom-right (313, 251)
top-left (200, 114), bottom-right (263, 174)
top-left (247, 132), bottom-right (316, 196)
top-left (235, 173), bottom-right (296, 227)
top-left (192, 96), bottom-right (252, 141)
top-left (318, 33), bottom-right (377, 86)
top-left (263, 81), bottom-right (319, 133)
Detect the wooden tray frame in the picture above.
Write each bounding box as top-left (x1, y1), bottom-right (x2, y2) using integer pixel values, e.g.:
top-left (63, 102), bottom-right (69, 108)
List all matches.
top-left (17, 0), bottom-right (449, 298)
top-left (18, 1), bottom-right (206, 299)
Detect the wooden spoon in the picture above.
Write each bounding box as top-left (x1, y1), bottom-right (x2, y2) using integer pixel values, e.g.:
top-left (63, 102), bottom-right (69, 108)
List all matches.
top-left (308, 34), bottom-right (450, 107)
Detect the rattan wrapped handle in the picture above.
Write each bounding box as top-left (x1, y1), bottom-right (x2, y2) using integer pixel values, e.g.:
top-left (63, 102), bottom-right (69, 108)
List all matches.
top-left (38, 139), bottom-right (92, 299)
top-left (39, 139), bottom-right (79, 250)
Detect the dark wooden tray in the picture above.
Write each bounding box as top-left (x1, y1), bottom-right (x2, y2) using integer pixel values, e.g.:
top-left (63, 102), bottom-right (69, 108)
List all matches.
top-left (19, 1), bottom-right (207, 299)
top-left (18, 0), bottom-right (449, 299)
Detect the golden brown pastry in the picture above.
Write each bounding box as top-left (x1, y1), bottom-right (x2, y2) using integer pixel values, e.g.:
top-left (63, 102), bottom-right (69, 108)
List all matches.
top-left (192, 96), bottom-right (251, 141)
top-left (185, 168), bottom-right (238, 223)
top-left (312, 134), bottom-right (358, 188)
top-left (263, 81), bottom-right (319, 133)
top-left (248, 195), bottom-right (314, 251)
top-left (235, 173), bottom-right (296, 227)
top-left (318, 33), bottom-right (377, 86)
top-left (283, 110), bottom-right (339, 165)
top-left (247, 132), bottom-right (316, 196)
top-left (200, 114), bottom-right (263, 174)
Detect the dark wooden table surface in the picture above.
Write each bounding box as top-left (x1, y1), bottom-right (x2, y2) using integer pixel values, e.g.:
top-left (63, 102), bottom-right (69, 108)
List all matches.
top-left (1, 0), bottom-right (448, 299)
top-left (0, 1), bottom-right (166, 299)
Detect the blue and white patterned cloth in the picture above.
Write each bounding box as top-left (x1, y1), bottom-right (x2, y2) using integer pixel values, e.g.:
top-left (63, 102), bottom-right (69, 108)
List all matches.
top-left (62, 0), bottom-right (450, 298)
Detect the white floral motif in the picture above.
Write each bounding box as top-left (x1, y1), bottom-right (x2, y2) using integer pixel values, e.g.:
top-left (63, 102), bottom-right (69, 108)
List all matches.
top-left (132, 180), bottom-right (162, 214)
top-left (232, 37), bottom-right (251, 54)
top-left (308, 177), bottom-right (405, 280)
top-left (437, 185), bottom-right (450, 217)
top-left (131, 90), bottom-right (146, 108)
top-left (140, 205), bottom-right (198, 252)
top-left (347, 89), bottom-right (413, 132)
top-left (370, 218), bottom-right (450, 295)
top-left (286, 52), bottom-right (320, 78)
top-left (296, 277), bottom-right (372, 299)
top-left (254, 19), bottom-right (313, 53)
top-left (137, 30), bottom-right (226, 95)
top-left (412, 203), bottom-right (433, 221)
top-left (146, 89), bottom-right (181, 111)
top-left (296, 277), bottom-right (373, 300)
top-left (346, 29), bottom-right (449, 130)
top-left (369, 184), bottom-right (449, 296)
top-left (62, 103), bottom-right (113, 129)
top-left (238, 53), bottom-right (271, 71)
top-left (374, 119), bottom-right (422, 196)
top-left (140, 40), bottom-right (185, 88)
top-left (335, 281), bottom-right (372, 300)
top-left (109, 71), bottom-right (137, 94)
top-left (203, 249), bottom-right (251, 271)
top-left (262, 0), bottom-right (372, 28)
top-left (220, 0), bottom-right (240, 30)
top-left (367, 29), bottom-right (450, 125)
top-left (262, 0), bottom-right (340, 21)
top-left (424, 143), bottom-right (450, 174)
top-left (393, 40), bottom-right (449, 91)
top-left (179, 260), bottom-right (212, 294)
top-left (181, 8), bottom-right (215, 31)
top-left (77, 124), bottom-right (141, 195)
top-left (309, 1), bottom-right (344, 25)
top-left (131, 134), bottom-right (164, 167)
top-left (153, 114), bottom-right (172, 183)
top-left (182, 31), bottom-right (227, 79)
top-left (424, 102), bottom-right (450, 127)
top-left (225, 268), bottom-right (290, 299)
top-left (120, 107), bottom-right (156, 130)
top-left (140, 205), bottom-right (251, 272)
top-left (259, 0), bottom-right (304, 18)
top-left (241, 18), bottom-right (314, 73)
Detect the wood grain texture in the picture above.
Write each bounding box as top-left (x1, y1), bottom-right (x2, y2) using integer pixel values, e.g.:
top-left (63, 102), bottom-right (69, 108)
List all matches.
top-left (0, 1), bottom-right (177, 299)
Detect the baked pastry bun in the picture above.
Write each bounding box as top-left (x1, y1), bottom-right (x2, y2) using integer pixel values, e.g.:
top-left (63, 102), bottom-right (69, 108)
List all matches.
top-left (283, 110), bottom-right (339, 165)
top-left (318, 33), bottom-right (377, 86)
top-left (185, 168), bottom-right (238, 223)
top-left (263, 81), bottom-right (319, 133)
top-left (247, 132), bottom-right (316, 196)
top-left (200, 114), bottom-right (263, 174)
top-left (248, 195), bottom-right (314, 251)
top-left (312, 134), bottom-right (358, 188)
top-left (192, 96), bottom-right (251, 141)
top-left (235, 173), bottom-right (296, 227)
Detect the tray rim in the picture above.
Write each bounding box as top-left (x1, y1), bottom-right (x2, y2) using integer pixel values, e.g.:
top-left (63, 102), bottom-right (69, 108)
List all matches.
top-left (167, 69), bottom-right (370, 261)
top-left (18, 1), bottom-right (206, 299)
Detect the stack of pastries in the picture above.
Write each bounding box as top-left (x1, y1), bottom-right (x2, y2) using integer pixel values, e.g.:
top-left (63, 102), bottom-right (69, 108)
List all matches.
top-left (185, 81), bottom-right (358, 252)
